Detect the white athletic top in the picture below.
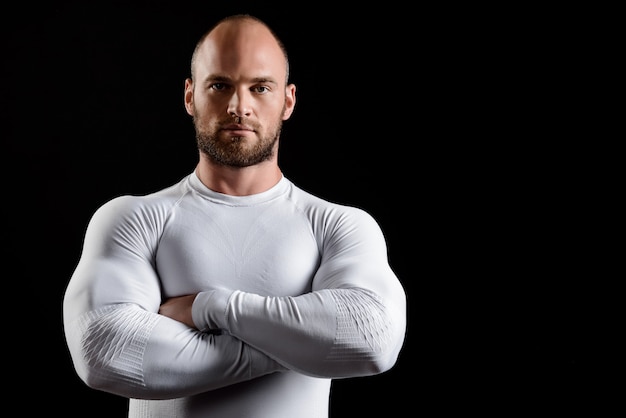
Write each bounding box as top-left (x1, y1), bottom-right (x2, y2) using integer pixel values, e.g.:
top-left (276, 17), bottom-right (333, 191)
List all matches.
top-left (63, 172), bottom-right (407, 418)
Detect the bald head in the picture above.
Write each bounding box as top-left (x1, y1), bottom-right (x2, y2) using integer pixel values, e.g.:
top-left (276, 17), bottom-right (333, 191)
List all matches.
top-left (190, 15), bottom-right (290, 85)
top-left (183, 14), bottom-right (297, 176)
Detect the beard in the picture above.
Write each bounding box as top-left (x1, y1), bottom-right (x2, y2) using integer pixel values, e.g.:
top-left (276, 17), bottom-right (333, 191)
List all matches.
top-left (194, 115), bottom-right (283, 168)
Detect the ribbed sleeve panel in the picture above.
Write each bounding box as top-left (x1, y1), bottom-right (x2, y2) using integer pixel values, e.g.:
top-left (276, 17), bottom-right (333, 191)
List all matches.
top-left (327, 288), bottom-right (392, 362)
top-left (128, 398), bottom-right (185, 418)
top-left (75, 303), bottom-right (158, 388)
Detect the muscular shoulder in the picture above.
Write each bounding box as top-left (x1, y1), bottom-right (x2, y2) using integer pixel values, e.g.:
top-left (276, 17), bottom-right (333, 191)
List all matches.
top-left (286, 181), bottom-right (383, 243)
top-left (88, 175), bottom-right (192, 237)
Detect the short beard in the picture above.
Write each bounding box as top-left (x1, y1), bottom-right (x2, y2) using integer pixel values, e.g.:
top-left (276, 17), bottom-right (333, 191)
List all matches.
top-left (195, 118), bottom-right (282, 168)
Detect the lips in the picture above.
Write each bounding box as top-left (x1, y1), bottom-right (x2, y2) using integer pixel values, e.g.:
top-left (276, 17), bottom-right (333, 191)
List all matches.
top-left (223, 123), bottom-right (253, 131)
top-left (221, 122), bottom-right (256, 137)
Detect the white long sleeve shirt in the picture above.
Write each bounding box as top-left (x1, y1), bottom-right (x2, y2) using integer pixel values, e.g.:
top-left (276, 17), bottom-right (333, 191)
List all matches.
top-left (63, 172), bottom-right (407, 418)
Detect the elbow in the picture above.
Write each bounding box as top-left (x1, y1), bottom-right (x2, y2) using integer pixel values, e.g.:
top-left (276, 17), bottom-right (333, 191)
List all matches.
top-left (304, 286), bottom-right (407, 378)
top-left (63, 305), bottom-right (152, 399)
top-left (367, 341), bottom-right (404, 375)
top-left (323, 335), bottom-right (403, 378)
top-left (67, 341), bottom-right (132, 396)
top-left (329, 312), bottom-right (405, 377)
top-left (352, 324), bottom-right (405, 376)
top-left (68, 343), bottom-right (163, 399)
top-left (347, 288), bottom-right (407, 376)
top-left (75, 363), bottom-right (112, 393)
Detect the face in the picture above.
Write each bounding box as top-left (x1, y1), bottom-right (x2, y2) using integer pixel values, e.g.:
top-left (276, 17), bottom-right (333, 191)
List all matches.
top-left (185, 19), bottom-right (296, 168)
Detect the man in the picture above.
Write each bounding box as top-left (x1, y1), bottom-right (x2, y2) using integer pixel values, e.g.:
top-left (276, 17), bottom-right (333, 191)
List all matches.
top-left (63, 14), bottom-right (407, 417)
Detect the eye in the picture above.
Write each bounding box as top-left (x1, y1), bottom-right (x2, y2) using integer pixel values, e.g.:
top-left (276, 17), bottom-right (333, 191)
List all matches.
top-left (252, 86), bottom-right (270, 94)
top-left (210, 83), bottom-right (228, 91)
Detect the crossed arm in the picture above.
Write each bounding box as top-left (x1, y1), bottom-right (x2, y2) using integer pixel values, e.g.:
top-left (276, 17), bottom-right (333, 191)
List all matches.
top-left (64, 195), bottom-right (407, 399)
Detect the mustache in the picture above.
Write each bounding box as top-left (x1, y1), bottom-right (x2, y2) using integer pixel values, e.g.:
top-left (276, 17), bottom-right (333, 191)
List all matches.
top-left (219, 117), bottom-right (257, 130)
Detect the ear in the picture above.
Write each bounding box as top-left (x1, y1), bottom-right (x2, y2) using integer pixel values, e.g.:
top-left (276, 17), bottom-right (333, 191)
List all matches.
top-left (282, 84), bottom-right (296, 120)
top-left (184, 78), bottom-right (194, 116)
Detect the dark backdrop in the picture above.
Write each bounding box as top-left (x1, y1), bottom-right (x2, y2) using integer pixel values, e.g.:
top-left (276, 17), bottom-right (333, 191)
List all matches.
top-left (5, 2), bottom-right (416, 416)
top-left (3, 1), bottom-right (608, 416)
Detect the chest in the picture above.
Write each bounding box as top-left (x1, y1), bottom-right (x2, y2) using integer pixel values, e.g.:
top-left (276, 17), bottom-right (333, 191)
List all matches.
top-left (155, 201), bottom-right (321, 297)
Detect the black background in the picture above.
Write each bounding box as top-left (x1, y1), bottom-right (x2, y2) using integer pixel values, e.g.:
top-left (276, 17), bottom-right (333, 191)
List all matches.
top-left (3, 1), bottom-right (613, 416)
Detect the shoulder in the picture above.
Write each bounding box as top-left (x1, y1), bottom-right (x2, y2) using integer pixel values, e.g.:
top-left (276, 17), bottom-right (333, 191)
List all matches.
top-left (89, 175), bottom-right (192, 230)
top-left (284, 181), bottom-right (391, 262)
top-left (286, 180), bottom-right (382, 233)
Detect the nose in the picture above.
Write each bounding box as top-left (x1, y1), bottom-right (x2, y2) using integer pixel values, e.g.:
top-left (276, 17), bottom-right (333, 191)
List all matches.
top-left (227, 88), bottom-right (252, 119)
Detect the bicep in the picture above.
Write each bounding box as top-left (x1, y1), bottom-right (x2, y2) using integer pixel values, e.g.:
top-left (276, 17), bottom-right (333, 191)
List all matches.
top-left (64, 197), bottom-right (164, 321)
top-left (312, 210), bottom-right (404, 302)
top-left (70, 252), bottom-right (162, 313)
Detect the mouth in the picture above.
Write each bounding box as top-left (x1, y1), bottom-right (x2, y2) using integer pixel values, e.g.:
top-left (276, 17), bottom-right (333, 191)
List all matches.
top-left (222, 123), bottom-right (255, 136)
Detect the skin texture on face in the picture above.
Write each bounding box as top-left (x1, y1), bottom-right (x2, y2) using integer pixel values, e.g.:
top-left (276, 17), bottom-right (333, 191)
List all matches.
top-left (185, 17), bottom-right (296, 168)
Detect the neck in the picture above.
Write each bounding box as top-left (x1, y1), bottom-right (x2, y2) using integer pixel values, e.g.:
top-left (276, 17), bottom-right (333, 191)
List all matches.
top-left (195, 155), bottom-right (282, 196)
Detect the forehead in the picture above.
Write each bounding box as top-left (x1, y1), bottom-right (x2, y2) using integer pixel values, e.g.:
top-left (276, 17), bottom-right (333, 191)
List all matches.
top-left (194, 20), bottom-right (287, 83)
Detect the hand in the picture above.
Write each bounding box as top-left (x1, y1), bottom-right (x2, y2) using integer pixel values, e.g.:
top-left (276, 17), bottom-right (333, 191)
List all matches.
top-left (159, 294), bottom-right (198, 328)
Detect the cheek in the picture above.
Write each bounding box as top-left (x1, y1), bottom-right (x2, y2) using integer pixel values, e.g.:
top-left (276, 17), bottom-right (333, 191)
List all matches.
top-left (195, 96), bottom-right (229, 116)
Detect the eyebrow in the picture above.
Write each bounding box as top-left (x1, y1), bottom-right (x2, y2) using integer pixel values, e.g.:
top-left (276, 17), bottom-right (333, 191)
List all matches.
top-left (202, 75), bottom-right (279, 86)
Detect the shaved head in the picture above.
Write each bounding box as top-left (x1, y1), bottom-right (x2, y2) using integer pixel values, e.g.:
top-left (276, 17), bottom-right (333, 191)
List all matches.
top-left (191, 15), bottom-right (290, 85)
top-left (183, 14), bottom-right (297, 170)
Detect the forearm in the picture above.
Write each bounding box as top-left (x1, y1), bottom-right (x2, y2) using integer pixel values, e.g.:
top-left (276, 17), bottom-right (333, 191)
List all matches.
top-left (64, 302), bottom-right (285, 400)
top-left (192, 287), bottom-right (406, 378)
